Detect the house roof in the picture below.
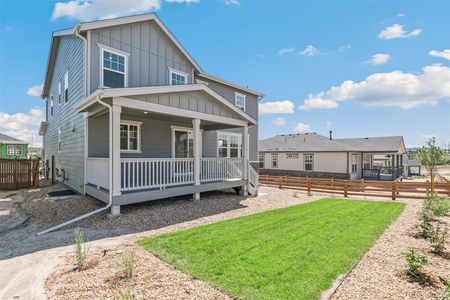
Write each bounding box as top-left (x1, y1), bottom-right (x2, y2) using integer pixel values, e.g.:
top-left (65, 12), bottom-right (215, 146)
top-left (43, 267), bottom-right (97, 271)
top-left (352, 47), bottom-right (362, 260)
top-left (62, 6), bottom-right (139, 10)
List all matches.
top-left (0, 133), bottom-right (28, 145)
top-left (406, 159), bottom-right (422, 166)
top-left (259, 133), bottom-right (405, 153)
top-left (197, 72), bottom-right (265, 98)
top-left (42, 13), bottom-right (263, 99)
top-left (75, 83), bottom-right (257, 125)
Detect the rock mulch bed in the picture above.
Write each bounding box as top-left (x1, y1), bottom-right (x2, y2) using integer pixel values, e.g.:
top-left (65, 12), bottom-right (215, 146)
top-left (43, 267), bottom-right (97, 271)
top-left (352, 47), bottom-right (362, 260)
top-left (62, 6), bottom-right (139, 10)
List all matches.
top-left (331, 197), bottom-right (450, 300)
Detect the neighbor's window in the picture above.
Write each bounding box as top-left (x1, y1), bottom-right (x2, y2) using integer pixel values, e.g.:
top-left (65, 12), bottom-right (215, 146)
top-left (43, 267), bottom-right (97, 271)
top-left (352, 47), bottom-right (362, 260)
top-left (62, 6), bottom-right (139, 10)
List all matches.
top-left (271, 154), bottom-right (278, 168)
top-left (102, 48), bottom-right (127, 88)
top-left (50, 95), bottom-right (54, 117)
top-left (352, 154), bottom-right (358, 173)
top-left (217, 132), bottom-right (241, 158)
top-left (304, 154), bottom-right (314, 171)
top-left (58, 81), bottom-right (62, 104)
top-left (58, 128), bottom-right (62, 152)
top-left (64, 70), bottom-right (69, 103)
top-left (15, 145), bottom-right (22, 156)
top-left (169, 68), bottom-right (188, 85)
top-left (7, 145), bottom-right (15, 156)
top-left (259, 154), bottom-right (264, 168)
top-left (235, 92), bottom-right (246, 111)
top-left (120, 121), bottom-right (141, 151)
top-left (363, 154), bottom-right (372, 170)
top-left (286, 153), bottom-right (299, 159)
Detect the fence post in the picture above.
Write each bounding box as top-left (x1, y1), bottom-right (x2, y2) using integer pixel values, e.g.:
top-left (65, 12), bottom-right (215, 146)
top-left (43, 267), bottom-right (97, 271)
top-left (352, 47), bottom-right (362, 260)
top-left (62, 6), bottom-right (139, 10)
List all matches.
top-left (447, 181), bottom-right (450, 197)
top-left (391, 181), bottom-right (396, 200)
top-left (344, 180), bottom-right (348, 197)
top-left (360, 179), bottom-right (364, 192)
top-left (278, 176), bottom-right (282, 189)
top-left (331, 178), bottom-right (335, 190)
top-left (426, 180), bottom-right (430, 195)
top-left (307, 177), bottom-right (311, 195)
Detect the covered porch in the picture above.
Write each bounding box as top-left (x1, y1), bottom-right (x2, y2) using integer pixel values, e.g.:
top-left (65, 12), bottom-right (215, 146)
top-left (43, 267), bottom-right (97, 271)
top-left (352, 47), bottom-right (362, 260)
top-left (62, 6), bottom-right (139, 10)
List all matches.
top-left (362, 153), bottom-right (404, 181)
top-left (77, 84), bottom-right (258, 216)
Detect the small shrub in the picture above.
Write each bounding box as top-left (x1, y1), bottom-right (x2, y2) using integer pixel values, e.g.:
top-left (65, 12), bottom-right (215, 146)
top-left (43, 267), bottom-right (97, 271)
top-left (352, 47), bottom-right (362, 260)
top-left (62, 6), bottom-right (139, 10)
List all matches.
top-left (424, 194), bottom-right (450, 217)
top-left (404, 247), bottom-right (430, 278)
top-left (73, 228), bottom-right (89, 270)
top-left (438, 277), bottom-right (450, 300)
top-left (417, 206), bottom-right (434, 238)
top-left (430, 221), bottom-right (449, 255)
top-left (117, 285), bottom-right (135, 300)
top-left (122, 251), bottom-right (136, 280)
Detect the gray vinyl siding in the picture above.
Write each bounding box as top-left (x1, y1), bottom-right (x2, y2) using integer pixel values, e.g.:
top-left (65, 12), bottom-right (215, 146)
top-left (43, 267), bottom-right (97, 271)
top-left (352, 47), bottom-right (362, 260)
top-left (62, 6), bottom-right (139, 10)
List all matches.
top-left (44, 35), bottom-right (85, 193)
top-left (195, 77), bottom-right (259, 161)
top-left (88, 113), bottom-right (216, 158)
top-left (89, 20), bottom-right (194, 93)
top-left (129, 90), bottom-right (242, 120)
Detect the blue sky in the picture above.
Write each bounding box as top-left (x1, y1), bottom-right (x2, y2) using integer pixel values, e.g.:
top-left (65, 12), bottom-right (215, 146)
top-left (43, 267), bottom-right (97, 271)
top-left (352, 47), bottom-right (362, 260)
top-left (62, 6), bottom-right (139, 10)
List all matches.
top-left (0, 0), bottom-right (449, 148)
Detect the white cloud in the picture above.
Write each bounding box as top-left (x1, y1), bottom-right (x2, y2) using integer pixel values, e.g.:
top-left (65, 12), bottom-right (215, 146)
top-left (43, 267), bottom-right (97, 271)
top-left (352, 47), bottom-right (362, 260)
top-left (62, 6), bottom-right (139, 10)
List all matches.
top-left (166, 0), bottom-right (199, 3)
top-left (300, 64), bottom-right (450, 110)
top-left (52, 0), bottom-right (162, 21)
top-left (278, 48), bottom-right (295, 55)
top-left (272, 117), bottom-right (286, 126)
top-left (257, 54), bottom-right (265, 58)
top-left (338, 45), bottom-right (351, 52)
top-left (397, 13), bottom-right (405, 17)
top-left (293, 122), bottom-right (311, 133)
top-left (298, 45), bottom-right (319, 56)
top-left (224, 0), bottom-right (240, 6)
top-left (259, 100), bottom-right (295, 115)
top-left (379, 24), bottom-right (422, 40)
top-left (0, 108), bottom-right (45, 147)
top-left (365, 53), bottom-right (391, 65)
top-left (325, 121), bottom-right (333, 130)
top-left (420, 134), bottom-right (438, 140)
top-left (27, 84), bottom-right (43, 97)
top-left (429, 49), bottom-right (450, 61)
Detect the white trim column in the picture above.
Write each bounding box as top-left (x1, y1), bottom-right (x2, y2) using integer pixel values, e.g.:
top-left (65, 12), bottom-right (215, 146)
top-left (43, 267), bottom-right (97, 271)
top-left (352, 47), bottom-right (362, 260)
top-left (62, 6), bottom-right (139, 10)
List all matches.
top-left (112, 105), bottom-right (122, 197)
top-left (241, 125), bottom-right (249, 194)
top-left (193, 118), bottom-right (201, 200)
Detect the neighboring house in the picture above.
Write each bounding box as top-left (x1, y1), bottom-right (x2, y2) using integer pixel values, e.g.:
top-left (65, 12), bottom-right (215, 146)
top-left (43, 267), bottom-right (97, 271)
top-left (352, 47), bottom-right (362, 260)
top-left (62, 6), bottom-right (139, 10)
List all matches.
top-left (259, 132), bottom-right (407, 181)
top-left (406, 159), bottom-right (422, 176)
top-left (39, 13), bottom-right (263, 216)
top-left (0, 133), bottom-right (28, 159)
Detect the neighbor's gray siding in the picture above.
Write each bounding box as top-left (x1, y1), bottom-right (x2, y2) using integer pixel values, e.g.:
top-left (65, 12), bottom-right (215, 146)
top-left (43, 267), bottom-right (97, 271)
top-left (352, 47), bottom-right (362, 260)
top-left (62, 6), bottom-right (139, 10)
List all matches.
top-left (88, 113), bottom-right (217, 158)
top-left (89, 20), bottom-right (195, 93)
top-left (44, 35), bottom-right (85, 193)
top-left (196, 77), bottom-right (259, 161)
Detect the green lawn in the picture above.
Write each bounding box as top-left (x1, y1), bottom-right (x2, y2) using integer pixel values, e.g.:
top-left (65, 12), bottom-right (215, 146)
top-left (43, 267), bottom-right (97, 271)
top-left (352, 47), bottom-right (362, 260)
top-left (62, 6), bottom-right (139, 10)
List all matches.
top-left (139, 199), bottom-right (404, 300)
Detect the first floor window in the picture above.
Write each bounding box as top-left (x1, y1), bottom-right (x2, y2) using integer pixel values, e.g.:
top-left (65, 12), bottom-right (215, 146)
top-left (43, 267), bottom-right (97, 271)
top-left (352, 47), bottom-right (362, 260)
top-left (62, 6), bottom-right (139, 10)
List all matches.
top-left (352, 154), bottom-right (358, 173)
top-left (7, 145), bottom-right (15, 155)
top-left (15, 145), bottom-right (22, 156)
top-left (271, 154), bottom-right (278, 168)
top-left (304, 154), bottom-right (314, 171)
top-left (120, 121), bottom-right (141, 151)
top-left (363, 154), bottom-right (372, 170)
top-left (235, 92), bottom-right (246, 111)
top-left (259, 154), bottom-right (264, 168)
top-left (286, 153), bottom-right (299, 159)
top-left (101, 47), bottom-right (127, 88)
top-left (58, 128), bottom-right (62, 152)
top-left (218, 132), bottom-right (242, 158)
top-left (169, 68), bottom-right (188, 85)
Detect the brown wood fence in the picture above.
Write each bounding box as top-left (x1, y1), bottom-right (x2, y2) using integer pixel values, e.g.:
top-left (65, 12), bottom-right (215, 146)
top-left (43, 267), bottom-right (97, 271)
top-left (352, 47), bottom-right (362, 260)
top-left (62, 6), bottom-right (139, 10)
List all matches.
top-left (259, 175), bottom-right (450, 200)
top-left (0, 158), bottom-right (40, 190)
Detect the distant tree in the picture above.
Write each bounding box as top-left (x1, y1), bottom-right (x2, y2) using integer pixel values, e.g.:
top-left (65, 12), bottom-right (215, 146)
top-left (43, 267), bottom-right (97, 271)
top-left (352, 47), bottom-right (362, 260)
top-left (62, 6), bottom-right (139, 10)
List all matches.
top-left (418, 137), bottom-right (446, 189)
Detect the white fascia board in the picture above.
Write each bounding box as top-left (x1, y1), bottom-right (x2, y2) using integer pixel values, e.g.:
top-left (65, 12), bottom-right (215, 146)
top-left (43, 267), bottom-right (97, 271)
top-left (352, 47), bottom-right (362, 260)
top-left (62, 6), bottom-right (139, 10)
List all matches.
top-left (197, 72), bottom-right (264, 98)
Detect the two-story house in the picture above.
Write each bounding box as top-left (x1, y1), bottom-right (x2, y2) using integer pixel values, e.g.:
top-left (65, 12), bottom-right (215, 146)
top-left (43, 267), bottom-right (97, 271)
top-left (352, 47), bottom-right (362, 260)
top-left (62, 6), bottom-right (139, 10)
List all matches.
top-left (39, 13), bottom-right (262, 217)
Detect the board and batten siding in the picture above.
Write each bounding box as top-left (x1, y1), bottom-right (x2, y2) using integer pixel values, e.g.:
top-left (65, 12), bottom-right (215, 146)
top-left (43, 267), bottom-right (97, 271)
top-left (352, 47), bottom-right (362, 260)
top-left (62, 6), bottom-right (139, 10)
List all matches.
top-left (45, 35), bottom-right (86, 193)
top-left (89, 20), bottom-right (195, 93)
top-left (196, 77), bottom-right (259, 161)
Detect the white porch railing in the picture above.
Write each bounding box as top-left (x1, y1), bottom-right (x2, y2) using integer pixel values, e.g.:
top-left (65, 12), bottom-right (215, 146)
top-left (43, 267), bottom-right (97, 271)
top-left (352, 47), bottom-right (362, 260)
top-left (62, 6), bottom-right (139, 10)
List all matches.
top-left (86, 157), bottom-right (109, 190)
top-left (200, 157), bottom-right (244, 183)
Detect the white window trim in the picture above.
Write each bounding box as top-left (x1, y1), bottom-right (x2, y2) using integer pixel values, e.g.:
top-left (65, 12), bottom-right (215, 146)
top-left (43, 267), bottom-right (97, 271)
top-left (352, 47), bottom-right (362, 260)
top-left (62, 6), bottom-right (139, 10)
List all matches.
top-left (170, 125), bottom-right (202, 158)
top-left (271, 153), bottom-right (278, 168)
top-left (64, 69), bottom-right (69, 104)
top-left (58, 127), bottom-right (62, 153)
top-left (98, 43), bottom-right (129, 89)
top-left (7, 145), bottom-right (15, 156)
top-left (168, 67), bottom-right (189, 85)
top-left (58, 81), bottom-right (61, 104)
top-left (259, 154), bottom-right (265, 168)
top-left (216, 131), bottom-right (242, 158)
top-left (304, 153), bottom-right (314, 171)
top-left (50, 96), bottom-right (54, 117)
top-left (15, 145), bottom-right (22, 156)
top-left (120, 120), bottom-right (142, 153)
top-left (351, 154), bottom-right (358, 173)
top-left (235, 92), bottom-right (246, 112)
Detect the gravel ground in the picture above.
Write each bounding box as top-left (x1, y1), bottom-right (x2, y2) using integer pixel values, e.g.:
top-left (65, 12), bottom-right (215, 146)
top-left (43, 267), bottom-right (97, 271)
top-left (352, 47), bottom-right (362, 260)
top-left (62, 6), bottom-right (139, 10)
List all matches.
top-left (331, 198), bottom-right (450, 300)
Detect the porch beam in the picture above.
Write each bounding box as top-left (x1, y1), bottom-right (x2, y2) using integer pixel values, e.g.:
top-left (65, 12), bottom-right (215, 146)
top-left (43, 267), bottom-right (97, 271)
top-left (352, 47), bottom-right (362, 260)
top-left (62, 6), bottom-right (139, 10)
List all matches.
top-left (113, 96), bottom-right (248, 127)
top-left (241, 125), bottom-right (249, 195)
top-left (112, 105), bottom-right (122, 196)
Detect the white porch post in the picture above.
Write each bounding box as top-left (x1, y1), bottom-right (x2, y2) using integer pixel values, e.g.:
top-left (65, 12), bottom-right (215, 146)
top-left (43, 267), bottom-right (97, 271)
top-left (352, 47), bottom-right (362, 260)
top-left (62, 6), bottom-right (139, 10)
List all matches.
top-left (241, 125), bottom-right (249, 195)
top-left (193, 118), bottom-right (201, 200)
top-left (112, 105), bottom-right (122, 196)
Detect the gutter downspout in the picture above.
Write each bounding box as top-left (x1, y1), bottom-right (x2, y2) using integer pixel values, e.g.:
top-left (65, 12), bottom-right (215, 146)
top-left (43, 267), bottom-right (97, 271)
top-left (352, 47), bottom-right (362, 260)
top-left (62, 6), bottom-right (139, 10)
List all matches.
top-left (37, 96), bottom-right (113, 235)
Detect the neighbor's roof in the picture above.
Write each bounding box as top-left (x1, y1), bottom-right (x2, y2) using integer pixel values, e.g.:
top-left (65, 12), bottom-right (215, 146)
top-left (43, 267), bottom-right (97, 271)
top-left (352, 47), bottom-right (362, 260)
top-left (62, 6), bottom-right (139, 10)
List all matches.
top-left (0, 133), bottom-right (28, 145)
top-left (259, 133), bottom-right (405, 153)
top-left (406, 159), bottom-right (422, 166)
top-left (42, 13), bottom-right (263, 99)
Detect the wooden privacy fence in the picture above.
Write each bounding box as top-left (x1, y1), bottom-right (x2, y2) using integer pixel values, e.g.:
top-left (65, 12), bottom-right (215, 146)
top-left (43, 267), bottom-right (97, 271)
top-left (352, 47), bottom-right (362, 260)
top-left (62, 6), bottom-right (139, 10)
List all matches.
top-left (0, 158), bottom-right (40, 190)
top-left (259, 175), bottom-right (450, 200)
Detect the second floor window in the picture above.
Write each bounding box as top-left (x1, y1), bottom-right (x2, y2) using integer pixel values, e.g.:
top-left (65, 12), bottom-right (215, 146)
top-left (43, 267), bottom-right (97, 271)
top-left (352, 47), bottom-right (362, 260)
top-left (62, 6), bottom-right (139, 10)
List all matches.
top-left (50, 96), bottom-right (54, 117)
top-left (64, 70), bottom-right (69, 103)
top-left (304, 154), bottom-right (314, 171)
top-left (235, 92), bottom-right (246, 111)
top-left (58, 81), bottom-right (62, 104)
top-left (58, 128), bottom-right (62, 152)
top-left (169, 68), bottom-right (188, 85)
top-left (102, 49), bottom-right (126, 88)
